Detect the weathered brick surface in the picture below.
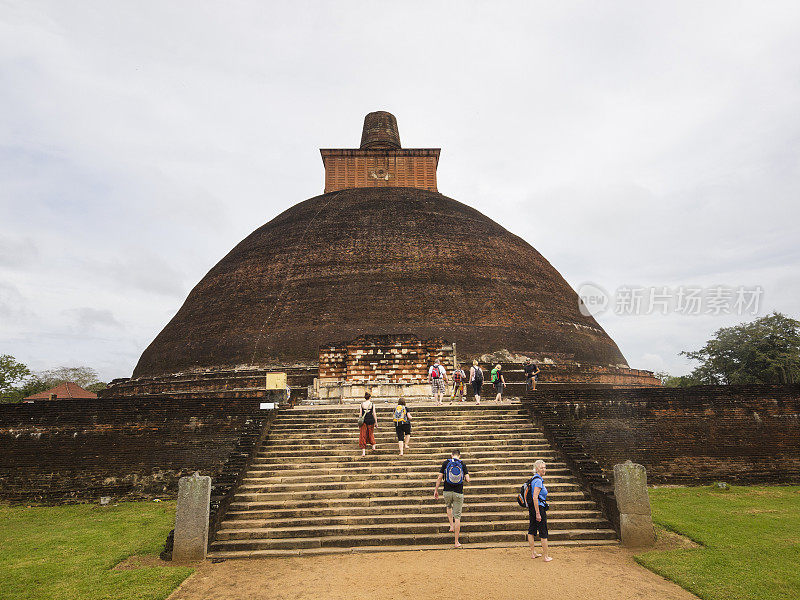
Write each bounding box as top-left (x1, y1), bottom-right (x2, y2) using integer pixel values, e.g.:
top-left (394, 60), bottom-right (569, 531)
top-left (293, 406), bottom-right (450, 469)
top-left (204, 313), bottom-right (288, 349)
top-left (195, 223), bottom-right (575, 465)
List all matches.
top-left (102, 367), bottom-right (316, 401)
top-left (320, 335), bottom-right (453, 383)
top-left (0, 394), bottom-right (275, 505)
top-left (321, 150), bottom-right (440, 193)
top-left (133, 187), bottom-right (628, 377)
top-left (524, 385), bottom-right (800, 484)
top-left (534, 363), bottom-right (660, 387)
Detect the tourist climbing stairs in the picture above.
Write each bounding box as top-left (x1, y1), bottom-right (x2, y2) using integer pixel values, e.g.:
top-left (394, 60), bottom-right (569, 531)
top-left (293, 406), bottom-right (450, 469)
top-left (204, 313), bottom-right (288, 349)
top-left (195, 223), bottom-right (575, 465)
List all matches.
top-left (209, 402), bottom-right (617, 558)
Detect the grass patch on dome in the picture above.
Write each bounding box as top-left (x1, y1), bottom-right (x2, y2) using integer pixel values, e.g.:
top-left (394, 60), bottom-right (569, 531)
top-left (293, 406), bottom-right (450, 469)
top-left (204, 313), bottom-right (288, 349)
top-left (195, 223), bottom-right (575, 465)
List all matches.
top-left (636, 485), bottom-right (800, 600)
top-left (0, 501), bottom-right (192, 600)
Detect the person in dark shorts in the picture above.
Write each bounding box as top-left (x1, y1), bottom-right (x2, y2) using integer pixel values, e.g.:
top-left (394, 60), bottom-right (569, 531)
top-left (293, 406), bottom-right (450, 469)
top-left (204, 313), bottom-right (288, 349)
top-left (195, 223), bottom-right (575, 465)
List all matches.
top-left (392, 399), bottom-right (412, 455)
top-left (524, 358), bottom-right (541, 392)
top-left (527, 459), bottom-right (552, 561)
top-left (433, 449), bottom-right (470, 548)
top-left (491, 364), bottom-right (505, 402)
top-left (470, 360), bottom-right (483, 403)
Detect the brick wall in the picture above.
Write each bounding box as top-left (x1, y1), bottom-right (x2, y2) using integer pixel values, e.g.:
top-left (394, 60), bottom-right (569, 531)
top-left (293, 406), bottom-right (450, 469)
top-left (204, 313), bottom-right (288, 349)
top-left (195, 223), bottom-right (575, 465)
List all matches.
top-left (0, 393), bottom-right (279, 504)
top-left (533, 363), bottom-right (660, 387)
top-left (321, 149), bottom-right (439, 193)
top-left (524, 385), bottom-right (800, 484)
top-left (101, 366), bottom-right (316, 402)
top-left (319, 335), bottom-right (454, 383)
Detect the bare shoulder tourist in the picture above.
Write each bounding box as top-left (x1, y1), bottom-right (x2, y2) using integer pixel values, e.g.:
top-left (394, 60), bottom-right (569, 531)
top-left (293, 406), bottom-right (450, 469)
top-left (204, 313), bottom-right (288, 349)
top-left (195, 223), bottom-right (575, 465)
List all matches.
top-left (358, 392), bottom-right (377, 457)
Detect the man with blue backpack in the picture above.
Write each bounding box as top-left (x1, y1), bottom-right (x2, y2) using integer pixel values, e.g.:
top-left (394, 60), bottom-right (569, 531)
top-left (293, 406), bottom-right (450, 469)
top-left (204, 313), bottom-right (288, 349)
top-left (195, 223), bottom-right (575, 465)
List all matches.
top-left (433, 449), bottom-right (470, 548)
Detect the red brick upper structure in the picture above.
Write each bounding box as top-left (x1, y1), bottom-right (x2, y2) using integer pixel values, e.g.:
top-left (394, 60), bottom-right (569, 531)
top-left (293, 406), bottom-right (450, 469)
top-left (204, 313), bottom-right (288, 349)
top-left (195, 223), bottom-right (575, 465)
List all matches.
top-left (321, 111), bottom-right (439, 193)
top-left (133, 112), bottom-right (629, 378)
top-left (24, 382), bottom-right (97, 401)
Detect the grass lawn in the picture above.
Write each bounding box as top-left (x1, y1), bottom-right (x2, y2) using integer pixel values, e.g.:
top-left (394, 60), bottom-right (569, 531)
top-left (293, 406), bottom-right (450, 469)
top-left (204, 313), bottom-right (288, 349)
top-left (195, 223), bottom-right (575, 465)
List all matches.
top-left (637, 485), bottom-right (800, 600)
top-left (0, 501), bottom-right (193, 600)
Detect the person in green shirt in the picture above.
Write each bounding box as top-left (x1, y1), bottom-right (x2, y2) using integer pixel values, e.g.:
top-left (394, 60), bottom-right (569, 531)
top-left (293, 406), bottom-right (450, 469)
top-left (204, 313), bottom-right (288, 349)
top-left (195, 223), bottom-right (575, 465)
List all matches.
top-left (491, 364), bottom-right (505, 402)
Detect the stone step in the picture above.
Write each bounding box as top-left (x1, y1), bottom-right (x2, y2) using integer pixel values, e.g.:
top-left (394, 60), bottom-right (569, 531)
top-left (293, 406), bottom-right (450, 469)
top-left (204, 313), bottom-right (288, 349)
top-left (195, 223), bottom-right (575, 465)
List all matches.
top-left (277, 406), bottom-right (527, 417)
top-left (248, 456), bottom-right (566, 469)
top-left (210, 528), bottom-right (617, 551)
top-left (240, 472), bottom-right (577, 486)
top-left (227, 491), bottom-right (589, 511)
top-left (255, 448), bottom-right (561, 459)
top-left (258, 441), bottom-right (556, 454)
top-left (267, 431), bottom-right (546, 441)
top-left (214, 518), bottom-right (611, 541)
top-left (242, 465), bottom-right (572, 479)
top-left (220, 508), bottom-right (604, 527)
top-left (232, 488), bottom-right (587, 504)
top-left (235, 477), bottom-right (581, 495)
top-left (272, 416), bottom-right (532, 426)
top-left (207, 538), bottom-right (618, 559)
top-left (225, 498), bottom-right (600, 516)
top-left (272, 418), bottom-right (532, 427)
top-left (271, 418), bottom-right (534, 428)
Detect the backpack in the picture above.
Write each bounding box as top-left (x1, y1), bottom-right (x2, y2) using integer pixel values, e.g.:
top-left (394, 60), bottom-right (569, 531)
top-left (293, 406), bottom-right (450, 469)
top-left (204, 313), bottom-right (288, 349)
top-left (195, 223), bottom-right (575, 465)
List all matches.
top-left (517, 478), bottom-right (533, 508)
top-left (393, 405), bottom-right (408, 423)
top-left (473, 366), bottom-right (483, 383)
top-left (517, 475), bottom-right (543, 508)
top-left (454, 370), bottom-right (463, 383)
top-left (430, 365), bottom-right (442, 379)
top-left (491, 368), bottom-right (500, 383)
top-left (445, 458), bottom-right (464, 485)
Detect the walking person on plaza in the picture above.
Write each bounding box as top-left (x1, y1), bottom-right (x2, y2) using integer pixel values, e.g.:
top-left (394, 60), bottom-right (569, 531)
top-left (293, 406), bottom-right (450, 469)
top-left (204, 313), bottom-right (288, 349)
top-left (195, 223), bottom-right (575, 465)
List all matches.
top-left (429, 359), bottom-right (448, 404)
top-left (470, 359), bottom-right (483, 403)
top-left (528, 460), bottom-right (552, 561)
top-left (451, 364), bottom-right (466, 402)
top-left (491, 363), bottom-right (505, 402)
top-left (524, 358), bottom-right (541, 392)
top-left (393, 399), bottom-right (412, 455)
top-left (433, 449), bottom-right (470, 548)
top-left (358, 392), bottom-right (377, 457)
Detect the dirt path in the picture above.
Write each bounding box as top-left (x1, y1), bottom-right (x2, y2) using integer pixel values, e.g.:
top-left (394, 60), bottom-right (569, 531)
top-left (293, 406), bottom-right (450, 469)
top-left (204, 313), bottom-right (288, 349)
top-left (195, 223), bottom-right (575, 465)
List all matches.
top-left (167, 545), bottom-right (697, 600)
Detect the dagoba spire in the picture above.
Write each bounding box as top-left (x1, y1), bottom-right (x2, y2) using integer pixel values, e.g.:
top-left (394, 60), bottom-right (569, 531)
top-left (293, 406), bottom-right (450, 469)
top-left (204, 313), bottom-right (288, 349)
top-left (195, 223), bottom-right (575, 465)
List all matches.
top-left (320, 111), bottom-right (440, 193)
top-left (360, 111), bottom-right (401, 149)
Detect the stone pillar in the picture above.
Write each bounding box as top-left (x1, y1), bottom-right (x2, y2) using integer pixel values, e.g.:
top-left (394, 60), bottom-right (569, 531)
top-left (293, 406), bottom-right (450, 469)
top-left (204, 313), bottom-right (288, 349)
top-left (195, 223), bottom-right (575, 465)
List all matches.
top-left (172, 472), bottom-right (211, 562)
top-left (613, 460), bottom-right (656, 547)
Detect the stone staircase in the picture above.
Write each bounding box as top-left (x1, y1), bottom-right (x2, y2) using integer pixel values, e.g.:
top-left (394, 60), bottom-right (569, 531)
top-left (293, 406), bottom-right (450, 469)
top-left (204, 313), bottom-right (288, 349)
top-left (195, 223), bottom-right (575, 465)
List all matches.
top-left (209, 402), bottom-right (617, 558)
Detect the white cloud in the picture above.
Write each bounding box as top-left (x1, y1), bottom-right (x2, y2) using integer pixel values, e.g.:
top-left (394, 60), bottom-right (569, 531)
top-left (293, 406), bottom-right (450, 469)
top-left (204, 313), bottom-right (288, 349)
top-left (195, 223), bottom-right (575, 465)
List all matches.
top-left (1, 1), bottom-right (799, 380)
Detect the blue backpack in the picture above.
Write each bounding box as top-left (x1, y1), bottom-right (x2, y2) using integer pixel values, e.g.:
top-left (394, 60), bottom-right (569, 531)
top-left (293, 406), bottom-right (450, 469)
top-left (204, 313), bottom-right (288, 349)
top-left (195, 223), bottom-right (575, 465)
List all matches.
top-left (445, 458), bottom-right (464, 485)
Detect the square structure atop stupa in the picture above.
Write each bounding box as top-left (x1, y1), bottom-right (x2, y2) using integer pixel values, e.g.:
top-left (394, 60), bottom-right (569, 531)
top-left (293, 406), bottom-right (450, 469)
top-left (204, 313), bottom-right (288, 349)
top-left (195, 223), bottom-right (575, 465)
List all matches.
top-left (320, 111), bottom-right (440, 193)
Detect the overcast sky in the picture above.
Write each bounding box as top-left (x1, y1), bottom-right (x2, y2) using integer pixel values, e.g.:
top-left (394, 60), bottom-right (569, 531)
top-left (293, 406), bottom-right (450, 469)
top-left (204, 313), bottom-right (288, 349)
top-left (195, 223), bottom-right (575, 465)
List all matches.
top-left (1, 1), bottom-right (799, 382)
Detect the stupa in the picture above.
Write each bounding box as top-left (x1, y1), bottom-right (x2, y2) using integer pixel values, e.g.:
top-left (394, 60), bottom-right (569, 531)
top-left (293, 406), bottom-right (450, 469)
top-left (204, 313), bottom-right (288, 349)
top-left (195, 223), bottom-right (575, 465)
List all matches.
top-left (104, 111), bottom-right (658, 396)
top-left (106, 111), bottom-right (658, 399)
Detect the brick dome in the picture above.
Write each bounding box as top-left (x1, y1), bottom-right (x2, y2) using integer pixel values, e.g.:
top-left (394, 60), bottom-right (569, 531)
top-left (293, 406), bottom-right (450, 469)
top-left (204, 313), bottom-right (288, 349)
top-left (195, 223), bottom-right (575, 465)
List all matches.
top-left (133, 187), bottom-right (627, 377)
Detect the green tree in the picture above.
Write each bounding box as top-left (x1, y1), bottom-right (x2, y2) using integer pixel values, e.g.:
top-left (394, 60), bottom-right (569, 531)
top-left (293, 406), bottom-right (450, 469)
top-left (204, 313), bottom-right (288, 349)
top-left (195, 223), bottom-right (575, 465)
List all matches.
top-left (0, 355), bottom-right (32, 401)
top-left (36, 366), bottom-right (102, 389)
top-left (1, 360), bottom-right (107, 402)
top-left (681, 312), bottom-right (800, 385)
